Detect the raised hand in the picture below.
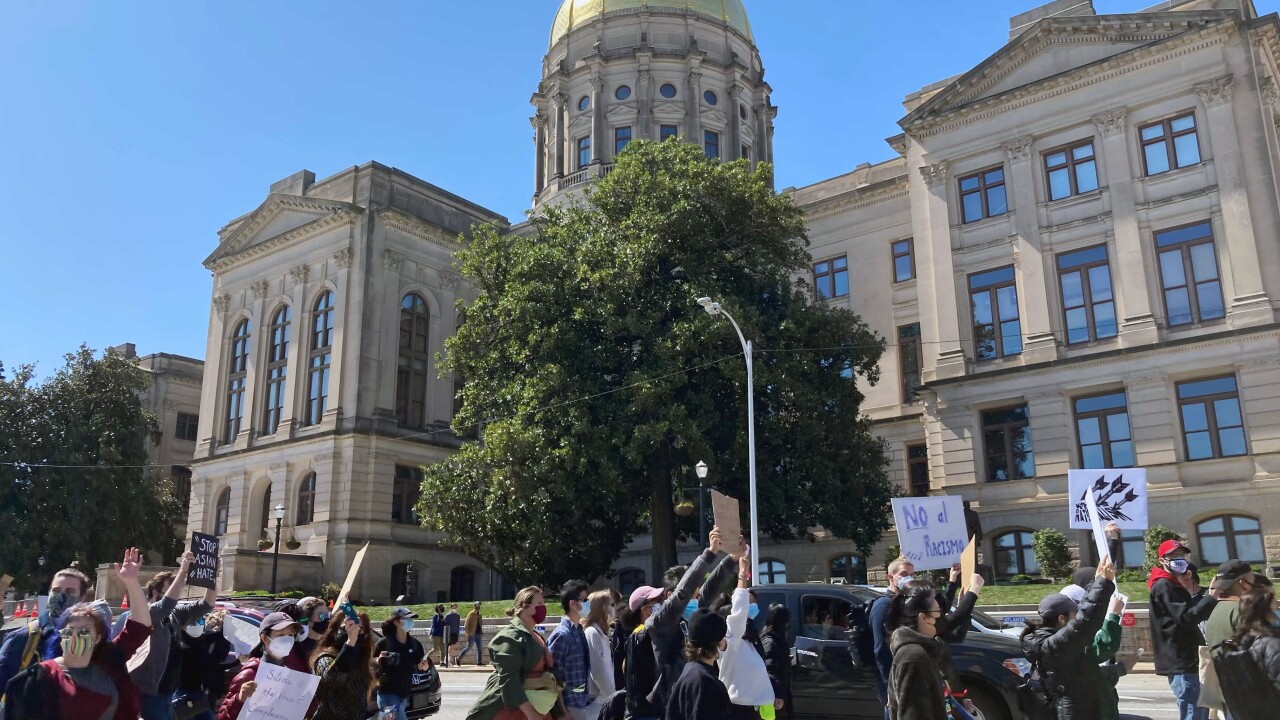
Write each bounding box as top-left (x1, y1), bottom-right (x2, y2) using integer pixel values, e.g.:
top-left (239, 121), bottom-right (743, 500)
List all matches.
top-left (344, 616), bottom-right (361, 646)
top-left (179, 551), bottom-right (195, 568)
top-left (968, 573), bottom-right (985, 594)
top-left (949, 563), bottom-right (961, 584)
top-left (708, 526), bottom-right (723, 555)
top-left (1108, 594), bottom-right (1125, 615)
top-left (1096, 558), bottom-right (1116, 581)
top-left (1104, 522), bottom-right (1121, 540)
top-left (114, 547), bottom-right (143, 583)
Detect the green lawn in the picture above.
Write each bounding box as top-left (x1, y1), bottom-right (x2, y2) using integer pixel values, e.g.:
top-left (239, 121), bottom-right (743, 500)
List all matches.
top-left (977, 581), bottom-right (1150, 607)
top-left (358, 600), bottom-right (515, 622)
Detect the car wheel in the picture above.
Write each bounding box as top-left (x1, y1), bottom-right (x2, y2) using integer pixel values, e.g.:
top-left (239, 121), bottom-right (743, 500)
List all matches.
top-left (963, 685), bottom-right (1009, 720)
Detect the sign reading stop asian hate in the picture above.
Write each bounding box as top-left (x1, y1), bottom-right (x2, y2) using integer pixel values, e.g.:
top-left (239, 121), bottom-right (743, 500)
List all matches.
top-left (891, 496), bottom-right (969, 571)
top-left (187, 532), bottom-right (219, 590)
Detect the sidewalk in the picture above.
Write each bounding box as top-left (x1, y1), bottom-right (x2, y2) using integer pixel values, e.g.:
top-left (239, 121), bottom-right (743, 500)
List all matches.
top-left (439, 663), bottom-right (493, 673)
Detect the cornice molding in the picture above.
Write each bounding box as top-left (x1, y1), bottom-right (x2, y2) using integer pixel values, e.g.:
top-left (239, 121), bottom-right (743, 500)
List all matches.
top-left (800, 180), bottom-right (911, 222)
top-left (1261, 75), bottom-right (1278, 108)
top-left (208, 210), bottom-right (360, 274)
top-left (211, 194), bottom-right (359, 263)
top-left (1194, 74), bottom-right (1235, 106)
top-left (378, 208), bottom-right (465, 252)
top-left (1091, 108), bottom-right (1128, 136)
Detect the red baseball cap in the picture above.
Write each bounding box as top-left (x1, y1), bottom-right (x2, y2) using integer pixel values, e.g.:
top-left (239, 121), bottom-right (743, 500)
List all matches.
top-left (1159, 539), bottom-right (1189, 558)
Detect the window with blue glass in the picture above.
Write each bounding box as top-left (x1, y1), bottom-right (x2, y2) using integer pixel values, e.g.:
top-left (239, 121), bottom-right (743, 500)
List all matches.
top-left (660, 83), bottom-right (678, 99)
top-left (577, 136), bottom-right (591, 170)
top-left (1073, 391), bottom-right (1134, 469)
top-left (577, 95), bottom-right (591, 112)
top-left (1044, 140), bottom-right (1098, 200)
top-left (969, 266), bottom-right (1021, 360)
top-left (1177, 376), bottom-right (1247, 461)
top-left (1057, 245), bottom-right (1116, 344)
top-left (982, 405), bottom-right (1035, 482)
top-left (614, 127), bottom-right (632, 156)
top-left (704, 130), bottom-right (720, 159)
top-left (660, 124), bottom-right (678, 142)
top-left (615, 85), bottom-right (631, 101)
top-left (1197, 515), bottom-right (1265, 565)
top-left (1140, 113), bottom-right (1199, 176)
top-left (704, 90), bottom-right (718, 106)
top-left (892, 239), bottom-right (914, 282)
top-left (814, 256), bottom-right (848, 299)
top-left (1156, 222), bottom-right (1224, 327)
top-left (959, 166), bottom-right (1007, 223)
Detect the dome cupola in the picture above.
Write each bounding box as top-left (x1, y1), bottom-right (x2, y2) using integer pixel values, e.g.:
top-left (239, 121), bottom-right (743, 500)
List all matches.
top-left (549, 0), bottom-right (753, 49)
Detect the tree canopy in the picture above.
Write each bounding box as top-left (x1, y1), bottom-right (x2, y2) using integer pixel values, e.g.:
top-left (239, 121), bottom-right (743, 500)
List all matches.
top-left (419, 140), bottom-right (895, 586)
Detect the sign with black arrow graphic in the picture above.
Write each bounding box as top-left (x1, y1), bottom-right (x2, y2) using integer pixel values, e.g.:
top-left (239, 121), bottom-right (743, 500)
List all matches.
top-left (1068, 469), bottom-right (1148, 530)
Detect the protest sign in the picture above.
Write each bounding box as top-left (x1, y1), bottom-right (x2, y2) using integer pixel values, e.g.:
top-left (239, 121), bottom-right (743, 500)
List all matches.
top-left (187, 532), bottom-right (219, 589)
top-left (1085, 486), bottom-right (1111, 565)
top-left (710, 490), bottom-right (743, 559)
top-left (223, 613), bottom-right (261, 657)
top-left (1068, 469), bottom-right (1147, 530)
top-left (337, 542), bottom-right (370, 606)
top-left (239, 664), bottom-right (320, 720)
top-left (891, 496), bottom-right (968, 571)
top-left (960, 536), bottom-right (977, 594)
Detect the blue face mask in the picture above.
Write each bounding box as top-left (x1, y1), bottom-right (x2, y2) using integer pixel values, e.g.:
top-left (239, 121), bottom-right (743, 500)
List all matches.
top-left (748, 603), bottom-right (760, 620)
top-left (898, 575), bottom-right (914, 586)
top-left (579, 600), bottom-right (592, 617)
top-left (401, 619), bottom-right (416, 632)
top-left (1169, 559), bottom-right (1190, 575)
top-left (682, 599), bottom-right (699, 620)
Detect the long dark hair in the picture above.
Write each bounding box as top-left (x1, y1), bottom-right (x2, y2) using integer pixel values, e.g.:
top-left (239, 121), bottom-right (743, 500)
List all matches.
top-left (763, 604), bottom-right (790, 638)
top-left (886, 582), bottom-right (936, 633)
top-left (1232, 581), bottom-right (1280, 643)
top-left (311, 612), bottom-right (377, 695)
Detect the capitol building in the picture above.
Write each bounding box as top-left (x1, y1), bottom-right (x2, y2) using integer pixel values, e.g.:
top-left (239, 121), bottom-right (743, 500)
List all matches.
top-left (185, 0), bottom-right (1280, 599)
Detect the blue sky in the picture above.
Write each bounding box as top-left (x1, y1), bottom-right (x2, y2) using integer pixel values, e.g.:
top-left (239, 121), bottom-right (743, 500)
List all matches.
top-left (2, 1), bottom-right (1272, 374)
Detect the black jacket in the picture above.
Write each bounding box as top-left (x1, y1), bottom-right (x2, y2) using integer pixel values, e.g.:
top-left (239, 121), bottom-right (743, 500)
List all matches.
top-left (645, 549), bottom-right (718, 711)
top-left (375, 633), bottom-right (426, 697)
top-left (665, 660), bottom-right (732, 720)
top-left (1021, 578), bottom-right (1115, 720)
top-left (1248, 635), bottom-right (1280, 696)
top-left (1149, 576), bottom-right (1217, 675)
top-left (761, 630), bottom-right (791, 709)
top-left (887, 627), bottom-right (948, 720)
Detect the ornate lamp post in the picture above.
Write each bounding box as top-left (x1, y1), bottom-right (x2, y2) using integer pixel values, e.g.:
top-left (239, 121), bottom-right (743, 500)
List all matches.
top-left (269, 504), bottom-right (284, 594)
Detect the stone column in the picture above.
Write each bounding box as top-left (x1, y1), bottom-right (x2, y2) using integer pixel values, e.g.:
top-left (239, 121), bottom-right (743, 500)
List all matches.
top-left (915, 161), bottom-right (967, 380)
top-left (638, 66), bottom-right (653, 140)
top-left (1091, 108), bottom-right (1157, 344)
top-left (729, 84), bottom-right (743, 160)
top-left (552, 93), bottom-right (566, 179)
top-left (590, 75), bottom-right (605, 164)
top-left (533, 114), bottom-right (546, 195)
top-left (1194, 75), bottom-right (1273, 323)
top-left (1002, 135), bottom-right (1056, 362)
top-left (688, 71), bottom-right (703, 149)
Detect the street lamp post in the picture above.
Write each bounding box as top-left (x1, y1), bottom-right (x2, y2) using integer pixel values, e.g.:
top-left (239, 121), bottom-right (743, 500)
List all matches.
top-left (270, 503), bottom-right (285, 595)
top-left (695, 460), bottom-right (709, 543)
top-left (696, 297), bottom-right (759, 584)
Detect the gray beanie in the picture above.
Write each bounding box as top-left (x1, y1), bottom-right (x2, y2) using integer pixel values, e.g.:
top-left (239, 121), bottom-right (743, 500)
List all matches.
top-left (1037, 593), bottom-right (1078, 623)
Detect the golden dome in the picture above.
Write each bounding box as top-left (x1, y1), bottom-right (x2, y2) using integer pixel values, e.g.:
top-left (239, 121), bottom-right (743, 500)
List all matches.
top-left (549, 0), bottom-right (753, 48)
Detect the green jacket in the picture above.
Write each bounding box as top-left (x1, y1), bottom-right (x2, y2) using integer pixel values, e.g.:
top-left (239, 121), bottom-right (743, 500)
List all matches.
top-left (1086, 613), bottom-right (1124, 720)
top-left (465, 619), bottom-right (566, 720)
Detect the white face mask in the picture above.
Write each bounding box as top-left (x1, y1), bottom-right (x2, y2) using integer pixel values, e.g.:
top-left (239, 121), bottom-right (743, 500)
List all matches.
top-left (184, 624), bottom-right (204, 638)
top-left (297, 626), bottom-right (309, 642)
top-left (267, 636), bottom-right (296, 659)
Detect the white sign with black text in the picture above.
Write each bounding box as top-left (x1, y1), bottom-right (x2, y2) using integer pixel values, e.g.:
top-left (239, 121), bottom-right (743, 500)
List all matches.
top-left (1068, 469), bottom-right (1148, 531)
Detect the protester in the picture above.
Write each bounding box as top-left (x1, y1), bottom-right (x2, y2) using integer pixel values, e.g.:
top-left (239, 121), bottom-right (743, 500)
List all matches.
top-left (465, 586), bottom-right (566, 720)
top-left (1020, 560), bottom-right (1117, 720)
top-left (1086, 590), bottom-right (1129, 720)
top-left (870, 556), bottom-right (915, 707)
top-left (648, 527), bottom-right (725, 713)
top-left (216, 611), bottom-right (304, 720)
top-left (1061, 566), bottom-right (1095, 605)
top-left (298, 597), bottom-right (331, 659)
top-left (666, 608), bottom-right (731, 720)
top-left (309, 612), bottom-right (375, 720)
top-left (548, 580), bottom-right (595, 720)
top-left (446, 603), bottom-right (462, 666)
top-left (581, 590), bottom-right (616, 702)
top-left (374, 607), bottom-right (425, 720)
top-left (173, 609), bottom-right (233, 720)
top-left (0, 564), bottom-right (93, 689)
top-left (1, 548), bottom-right (154, 720)
top-left (429, 604), bottom-right (447, 666)
top-left (459, 601), bottom-right (485, 666)
top-left (622, 585), bottom-right (664, 720)
top-left (1199, 561), bottom-right (1261, 718)
top-left (715, 552), bottom-right (776, 720)
top-left (885, 582), bottom-right (948, 720)
top-left (1220, 580), bottom-right (1280, 711)
top-left (131, 552), bottom-right (218, 720)
top-left (1150, 539), bottom-right (1220, 720)
top-left (760, 604), bottom-right (792, 720)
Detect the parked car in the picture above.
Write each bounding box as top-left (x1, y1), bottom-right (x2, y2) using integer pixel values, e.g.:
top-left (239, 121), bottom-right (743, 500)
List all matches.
top-left (969, 608), bottom-right (1023, 639)
top-left (752, 583), bottom-right (1028, 720)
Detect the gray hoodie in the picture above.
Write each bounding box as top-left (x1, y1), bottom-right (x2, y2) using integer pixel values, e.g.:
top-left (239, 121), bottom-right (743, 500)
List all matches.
top-left (127, 597), bottom-right (213, 696)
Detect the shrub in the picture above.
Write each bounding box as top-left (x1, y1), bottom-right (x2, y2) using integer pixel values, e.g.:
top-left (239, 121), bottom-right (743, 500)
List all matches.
top-left (320, 582), bottom-right (341, 602)
top-left (1032, 528), bottom-right (1074, 582)
top-left (1144, 525), bottom-right (1184, 571)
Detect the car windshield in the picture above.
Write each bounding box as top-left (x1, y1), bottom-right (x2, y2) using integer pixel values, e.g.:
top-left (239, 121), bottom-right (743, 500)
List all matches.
top-left (970, 608), bottom-right (1004, 630)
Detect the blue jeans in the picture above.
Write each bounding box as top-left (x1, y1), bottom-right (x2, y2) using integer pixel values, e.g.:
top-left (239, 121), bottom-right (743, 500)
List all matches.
top-left (457, 634), bottom-right (484, 664)
top-left (377, 692), bottom-right (409, 720)
top-left (1168, 673), bottom-right (1208, 720)
top-left (141, 693), bottom-right (176, 720)
top-left (171, 691), bottom-right (215, 720)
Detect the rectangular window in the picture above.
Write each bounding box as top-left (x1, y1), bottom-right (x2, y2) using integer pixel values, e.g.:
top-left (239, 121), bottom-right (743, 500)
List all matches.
top-left (741, 144), bottom-right (750, 161)
top-left (1155, 222), bottom-right (1224, 327)
top-left (1044, 140), bottom-right (1099, 200)
top-left (1073, 391), bottom-right (1134, 469)
top-left (1177, 376), bottom-right (1247, 460)
top-left (614, 127), bottom-right (632, 156)
top-left (704, 130), bottom-right (720, 159)
top-left (892, 239), bottom-right (914, 282)
top-left (175, 412), bottom-right (199, 442)
top-left (981, 405), bottom-right (1035, 482)
top-left (577, 137), bottom-right (591, 170)
top-left (1140, 113), bottom-right (1200, 176)
top-left (898, 323), bottom-right (922, 403)
top-left (907, 444), bottom-right (929, 497)
top-left (813, 256), bottom-right (849, 299)
top-left (392, 465), bottom-right (423, 525)
top-left (1057, 245), bottom-right (1117, 344)
top-left (958, 166), bottom-right (1008, 223)
top-left (969, 266), bottom-right (1021, 360)
top-left (660, 124), bottom-right (679, 142)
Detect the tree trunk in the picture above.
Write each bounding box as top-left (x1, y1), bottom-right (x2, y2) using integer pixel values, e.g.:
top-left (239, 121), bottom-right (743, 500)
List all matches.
top-left (649, 452), bottom-right (677, 585)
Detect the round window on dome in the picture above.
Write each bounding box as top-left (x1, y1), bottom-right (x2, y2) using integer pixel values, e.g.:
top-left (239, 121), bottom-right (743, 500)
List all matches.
top-left (660, 83), bottom-right (678, 99)
top-left (578, 95), bottom-right (591, 112)
top-left (616, 85), bottom-right (632, 101)
top-left (704, 90), bottom-right (718, 106)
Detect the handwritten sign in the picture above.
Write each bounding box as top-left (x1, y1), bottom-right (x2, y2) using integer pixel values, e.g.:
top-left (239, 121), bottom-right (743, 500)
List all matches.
top-left (240, 664), bottom-right (320, 720)
top-left (337, 542), bottom-right (370, 606)
top-left (891, 496), bottom-right (968, 571)
top-left (187, 532), bottom-right (219, 590)
top-left (960, 536), bottom-right (977, 595)
top-left (710, 490), bottom-right (743, 559)
top-left (1068, 469), bottom-right (1148, 530)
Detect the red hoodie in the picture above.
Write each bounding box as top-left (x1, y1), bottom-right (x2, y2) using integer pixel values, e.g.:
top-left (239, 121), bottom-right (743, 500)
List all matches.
top-left (1147, 566), bottom-right (1176, 589)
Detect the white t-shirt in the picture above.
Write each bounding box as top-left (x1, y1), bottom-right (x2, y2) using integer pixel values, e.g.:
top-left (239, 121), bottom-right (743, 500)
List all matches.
top-left (719, 588), bottom-right (775, 707)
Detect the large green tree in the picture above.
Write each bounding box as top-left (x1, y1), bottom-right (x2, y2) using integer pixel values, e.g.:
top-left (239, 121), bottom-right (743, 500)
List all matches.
top-left (0, 346), bottom-right (183, 592)
top-left (419, 141), bottom-right (895, 586)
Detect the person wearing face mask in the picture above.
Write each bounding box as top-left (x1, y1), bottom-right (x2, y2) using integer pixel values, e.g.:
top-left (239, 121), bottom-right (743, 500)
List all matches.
top-left (374, 608), bottom-right (426, 720)
top-left (131, 552), bottom-right (219, 720)
top-left (713, 552), bottom-right (777, 720)
top-left (0, 565), bottom-right (94, 691)
top-left (309, 612), bottom-right (375, 720)
top-left (1019, 560), bottom-right (1117, 720)
top-left (869, 556), bottom-right (915, 711)
top-left (885, 582), bottom-right (948, 720)
top-left (1, 548), bottom-right (154, 720)
top-left (1198, 560), bottom-right (1261, 719)
top-left (648, 527), bottom-right (726, 715)
top-left (173, 611), bottom-right (232, 720)
top-left (1216, 579), bottom-right (1280, 717)
top-left (1149, 539), bottom-right (1220, 720)
top-left (580, 590), bottom-right (616, 705)
top-left (215, 612), bottom-right (303, 720)
top-left (621, 585), bottom-right (664, 720)
top-left (666, 608), bottom-right (731, 720)
top-left (297, 597), bottom-right (331, 660)
top-left (548, 580), bottom-right (594, 720)
top-left (466, 586), bottom-right (566, 720)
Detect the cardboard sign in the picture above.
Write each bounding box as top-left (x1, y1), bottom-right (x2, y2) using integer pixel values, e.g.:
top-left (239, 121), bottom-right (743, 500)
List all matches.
top-left (187, 532), bottom-right (219, 590)
top-left (891, 496), bottom-right (968, 571)
top-left (960, 536), bottom-right (977, 595)
top-left (337, 542), bottom-right (370, 605)
top-left (1069, 469), bottom-right (1148, 530)
top-left (1085, 487), bottom-right (1111, 565)
top-left (240, 664), bottom-right (320, 720)
top-left (1121, 612), bottom-right (1137, 628)
top-left (710, 490), bottom-right (743, 558)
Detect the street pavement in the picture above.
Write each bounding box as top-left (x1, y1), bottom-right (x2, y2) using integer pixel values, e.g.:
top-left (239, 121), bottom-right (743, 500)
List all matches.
top-left (433, 669), bottom-right (1181, 720)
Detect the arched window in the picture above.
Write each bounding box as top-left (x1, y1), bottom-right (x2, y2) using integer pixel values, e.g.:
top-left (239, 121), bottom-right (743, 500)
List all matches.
top-left (305, 292), bottom-right (334, 425)
top-left (224, 320), bottom-right (250, 443)
top-left (396, 294), bottom-right (430, 428)
top-left (214, 489), bottom-right (230, 537)
top-left (262, 306), bottom-right (290, 434)
top-left (1197, 514), bottom-right (1265, 565)
top-left (258, 484), bottom-right (272, 539)
top-left (993, 530), bottom-right (1040, 577)
top-left (296, 472), bottom-right (316, 525)
top-left (759, 559), bottom-right (787, 585)
top-left (451, 567), bottom-right (476, 601)
top-left (391, 563), bottom-right (410, 602)
top-left (618, 568), bottom-right (645, 596)
top-left (828, 554), bottom-right (867, 585)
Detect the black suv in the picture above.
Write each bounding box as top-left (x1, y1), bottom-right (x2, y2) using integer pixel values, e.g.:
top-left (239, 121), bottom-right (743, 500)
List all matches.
top-left (752, 584), bottom-right (1026, 720)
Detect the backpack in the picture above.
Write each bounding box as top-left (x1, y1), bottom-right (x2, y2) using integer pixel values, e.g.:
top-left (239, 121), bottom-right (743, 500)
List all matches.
top-left (1213, 637), bottom-right (1280, 720)
top-left (0, 621), bottom-right (44, 706)
top-left (623, 626), bottom-right (658, 719)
